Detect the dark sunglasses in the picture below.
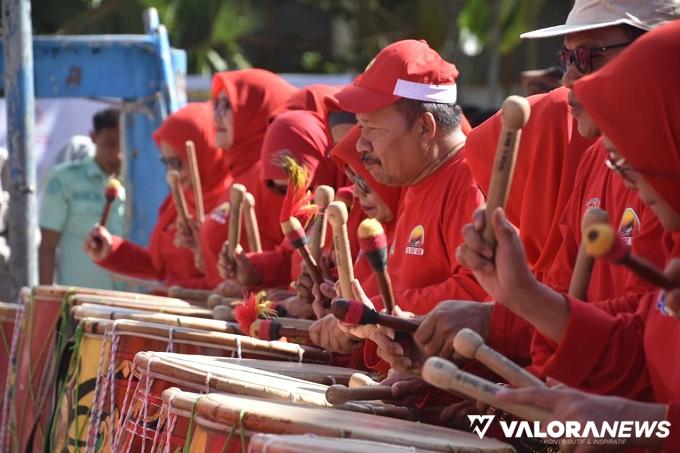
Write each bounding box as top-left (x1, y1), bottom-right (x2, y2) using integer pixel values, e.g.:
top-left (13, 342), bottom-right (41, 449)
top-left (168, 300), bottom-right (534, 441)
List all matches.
top-left (557, 42), bottom-right (630, 75)
top-left (160, 156), bottom-right (183, 170)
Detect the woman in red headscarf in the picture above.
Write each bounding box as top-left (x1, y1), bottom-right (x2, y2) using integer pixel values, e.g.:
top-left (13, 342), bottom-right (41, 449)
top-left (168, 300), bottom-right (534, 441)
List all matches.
top-left (219, 109), bottom-right (346, 294)
top-left (199, 69), bottom-right (297, 288)
top-left (459, 21), bottom-right (680, 451)
top-left (85, 102), bottom-right (230, 288)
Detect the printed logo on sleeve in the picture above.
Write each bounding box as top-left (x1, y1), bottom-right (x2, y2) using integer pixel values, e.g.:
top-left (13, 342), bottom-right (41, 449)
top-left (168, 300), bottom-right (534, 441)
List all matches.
top-left (618, 208), bottom-right (640, 245)
top-left (585, 197), bottom-right (601, 209)
top-left (405, 225), bottom-right (425, 256)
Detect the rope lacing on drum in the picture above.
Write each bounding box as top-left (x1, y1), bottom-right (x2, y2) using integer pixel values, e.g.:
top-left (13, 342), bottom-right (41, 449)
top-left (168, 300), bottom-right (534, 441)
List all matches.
top-left (85, 328), bottom-right (112, 452)
top-left (166, 327), bottom-right (175, 353)
top-left (0, 303), bottom-right (24, 451)
top-left (221, 409), bottom-right (247, 453)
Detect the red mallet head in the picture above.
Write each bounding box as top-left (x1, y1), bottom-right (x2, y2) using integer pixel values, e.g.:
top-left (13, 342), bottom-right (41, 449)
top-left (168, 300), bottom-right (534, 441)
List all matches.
top-left (357, 218), bottom-right (388, 271)
top-left (104, 177), bottom-right (123, 202)
top-left (281, 216), bottom-right (308, 249)
top-left (330, 298), bottom-right (379, 326)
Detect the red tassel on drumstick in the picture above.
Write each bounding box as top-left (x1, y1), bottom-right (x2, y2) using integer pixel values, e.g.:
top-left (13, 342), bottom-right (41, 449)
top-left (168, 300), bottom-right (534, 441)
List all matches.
top-left (584, 223), bottom-right (677, 293)
top-left (482, 96), bottom-right (531, 249)
top-left (357, 218), bottom-right (395, 314)
top-left (330, 298), bottom-right (420, 333)
top-left (232, 291), bottom-right (278, 336)
top-left (568, 208), bottom-right (609, 300)
top-left (185, 140), bottom-right (204, 223)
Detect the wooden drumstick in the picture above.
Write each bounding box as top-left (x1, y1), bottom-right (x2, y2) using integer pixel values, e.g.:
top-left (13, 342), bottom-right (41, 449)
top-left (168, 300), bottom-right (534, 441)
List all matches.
top-left (309, 185), bottom-right (335, 262)
top-left (330, 298), bottom-right (420, 333)
top-left (326, 201), bottom-right (355, 298)
top-left (243, 192), bottom-right (262, 253)
top-left (568, 208), bottom-right (609, 300)
top-left (422, 357), bottom-right (550, 421)
top-left (584, 223), bottom-right (677, 291)
top-left (167, 286), bottom-right (211, 303)
top-left (167, 170), bottom-right (190, 229)
top-left (325, 384), bottom-right (393, 405)
top-left (482, 96), bottom-right (531, 248)
top-left (348, 373), bottom-right (380, 388)
top-left (185, 140), bottom-right (204, 223)
top-left (281, 216), bottom-right (323, 285)
top-left (358, 218), bottom-right (395, 314)
top-left (453, 328), bottom-right (545, 388)
top-left (99, 177), bottom-right (123, 227)
top-left (249, 318), bottom-right (310, 341)
top-left (227, 183), bottom-right (247, 261)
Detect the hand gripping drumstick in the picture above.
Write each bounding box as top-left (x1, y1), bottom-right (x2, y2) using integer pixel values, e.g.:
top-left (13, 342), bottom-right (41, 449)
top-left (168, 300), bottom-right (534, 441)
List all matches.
top-left (185, 140), bottom-right (205, 223)
top-left (482, 96), bottom-right (531, 248)
top-left (358, 218), bottom-right (395, 314)
top-left (326, 201), bottom-right (355, 298)
top-left (249, 318), bottom-right (311, 342)
top-left (227, 184), bottom-right (247, 261)
top-left (309, 185), bottom-right (335, 262)
top-left (281, 216), bottom-right (323, 285)
top-left (325, 384), bottom-right (393, 405)
top-left (243, 192), bottom-right (262, 253)
top-left (422, 357), bottom-right (550, 421)
top-left (584, 223), bottom-right (677, 292)
top-left (453, 328), bottom-right (545, 388)
top-left (330, 298), bottom-right (420, 333)
top-left (568, 208), bottom-right (609, 300)
top-left (167, 170), bottom-right (191, 230)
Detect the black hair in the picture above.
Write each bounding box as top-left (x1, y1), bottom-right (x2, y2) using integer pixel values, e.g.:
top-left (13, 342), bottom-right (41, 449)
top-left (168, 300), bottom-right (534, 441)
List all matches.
top-left (93, 108), bottom-right (120, 133)
top-left (394, 98), bottom-right (462, 134)
top-left (621, 24), bottom-right (647, 41)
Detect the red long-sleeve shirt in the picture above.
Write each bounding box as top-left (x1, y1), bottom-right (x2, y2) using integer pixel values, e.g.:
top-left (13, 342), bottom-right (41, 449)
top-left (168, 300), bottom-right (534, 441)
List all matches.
top-left (383, 150), bottom-right (487, 314)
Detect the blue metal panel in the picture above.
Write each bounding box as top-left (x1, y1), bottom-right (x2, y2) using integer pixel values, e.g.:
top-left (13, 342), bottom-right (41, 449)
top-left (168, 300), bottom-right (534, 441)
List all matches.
top-left (0, 36), bottom-right (167, 99)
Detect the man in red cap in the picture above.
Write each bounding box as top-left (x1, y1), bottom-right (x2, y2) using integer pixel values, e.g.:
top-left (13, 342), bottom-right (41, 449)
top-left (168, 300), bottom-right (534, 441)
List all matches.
top-left (325, 39), bottom-right (487, 318)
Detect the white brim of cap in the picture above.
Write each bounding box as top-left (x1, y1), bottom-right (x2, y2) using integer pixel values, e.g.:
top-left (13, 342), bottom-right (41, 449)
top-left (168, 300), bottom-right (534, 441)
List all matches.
top-left (520, 18), bottom-right (646, 39)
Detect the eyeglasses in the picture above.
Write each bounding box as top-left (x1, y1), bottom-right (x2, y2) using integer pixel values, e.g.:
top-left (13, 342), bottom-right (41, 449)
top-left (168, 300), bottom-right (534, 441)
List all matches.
top-left (160, 156), bottom-right (183, 170)
top-left (214, 97), bottom-right (231, 119)
top-left (347, 173), bottom-right (370, 194)
top-left (605, 152), bottom-right (680, 183)
top-left (557, 42), bottom-right (630, 75)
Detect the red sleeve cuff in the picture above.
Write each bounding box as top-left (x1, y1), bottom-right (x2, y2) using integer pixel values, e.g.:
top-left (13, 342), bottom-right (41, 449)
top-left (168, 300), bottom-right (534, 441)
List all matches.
top-left (363, 340), bottom-right (391, 378)
top-left (96, 235), bottom-right (157, 280)
top-left (488, 303), bottom-right (533, 363)
top-left (535, 296), bottom-right (616, 386)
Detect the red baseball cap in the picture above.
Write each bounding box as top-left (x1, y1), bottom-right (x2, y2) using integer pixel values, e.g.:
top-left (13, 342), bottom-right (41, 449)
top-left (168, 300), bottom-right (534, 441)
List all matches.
top-left (325, 40), bottom-right (459, 114)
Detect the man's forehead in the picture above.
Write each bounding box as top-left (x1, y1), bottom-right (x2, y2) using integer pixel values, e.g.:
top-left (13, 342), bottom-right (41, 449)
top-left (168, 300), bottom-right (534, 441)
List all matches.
top-left (564, 25), bottom-right (631, 48)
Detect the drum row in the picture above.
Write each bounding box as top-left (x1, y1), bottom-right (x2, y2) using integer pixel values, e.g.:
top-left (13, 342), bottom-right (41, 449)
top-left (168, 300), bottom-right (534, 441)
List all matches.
top-left (0, 286), bottom-right (513, 452)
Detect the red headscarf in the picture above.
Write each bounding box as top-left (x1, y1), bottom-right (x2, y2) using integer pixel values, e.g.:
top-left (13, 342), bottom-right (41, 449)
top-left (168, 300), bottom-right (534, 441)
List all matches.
top-left (269, 84), bottom-right (344, 123)
top-left (150, 102), bottom-right (231, 273)
top-left (574, 20), bottom-right (680, 215)
top-left (260, 110), bottom-right (342, 188)
top-left (211, 69), bottom-right (297, 176)
top-left (465, 87), bottom-right (595, 275)
top-left (331, 126), bottom-right (403, 221)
